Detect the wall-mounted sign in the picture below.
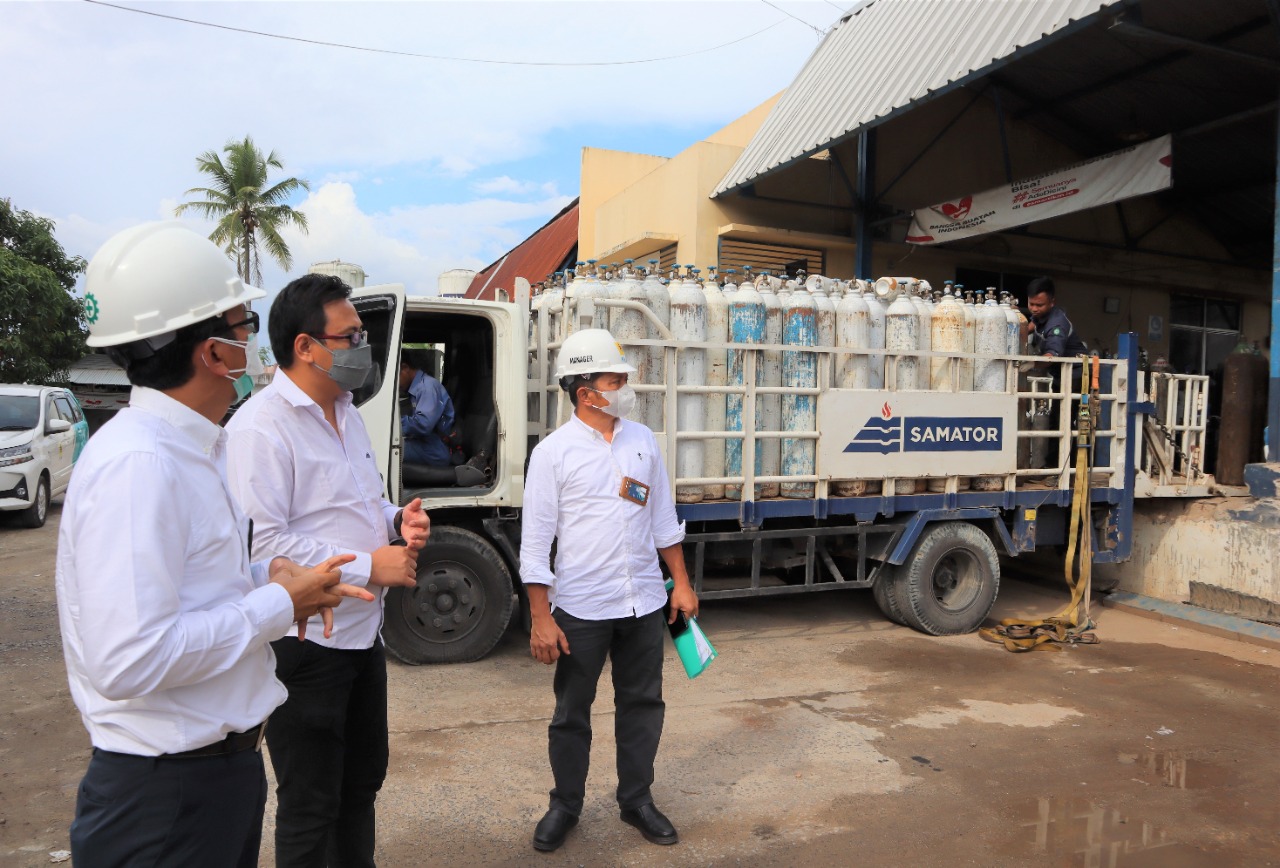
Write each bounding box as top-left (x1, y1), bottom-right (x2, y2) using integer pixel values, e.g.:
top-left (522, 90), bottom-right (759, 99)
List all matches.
top-left (1148, 315), bottom-right (1164, 343)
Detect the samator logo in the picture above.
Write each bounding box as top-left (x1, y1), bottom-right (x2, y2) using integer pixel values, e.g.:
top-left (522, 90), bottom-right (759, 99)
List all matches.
top-left (843, 404), bottom-right (1003, 454)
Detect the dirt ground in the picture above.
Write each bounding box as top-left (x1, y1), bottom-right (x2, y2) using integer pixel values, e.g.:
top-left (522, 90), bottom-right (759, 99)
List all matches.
top-left (2, 506), bottom-right (1278, 867)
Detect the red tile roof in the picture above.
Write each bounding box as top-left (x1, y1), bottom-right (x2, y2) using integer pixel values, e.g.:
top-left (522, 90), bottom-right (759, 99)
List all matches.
top-left (467, 199), bottom-right (579, 301)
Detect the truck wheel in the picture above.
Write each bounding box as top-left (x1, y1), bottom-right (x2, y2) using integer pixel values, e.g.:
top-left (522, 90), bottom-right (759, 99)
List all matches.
top-left (383, 526), bottom-right (515, 664)
top-left (871, 564), bottom-right (908, 627)
top-left (893, 522), bottom-right (999, 635)
top-left (20, 476), bottom-right (49, 529)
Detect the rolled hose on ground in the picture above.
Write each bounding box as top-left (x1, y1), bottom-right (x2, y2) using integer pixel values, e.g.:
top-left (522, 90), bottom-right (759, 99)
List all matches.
top-left (980, 355), bottom-right (1101, 652)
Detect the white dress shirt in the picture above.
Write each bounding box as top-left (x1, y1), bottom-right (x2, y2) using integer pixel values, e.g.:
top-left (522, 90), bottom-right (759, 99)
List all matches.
top-left (226, 369), bottom-right (399, 650)
top-left (55, 387), bottom-right (294, 756)
top-left (520, 414), bottom-right (685, 620)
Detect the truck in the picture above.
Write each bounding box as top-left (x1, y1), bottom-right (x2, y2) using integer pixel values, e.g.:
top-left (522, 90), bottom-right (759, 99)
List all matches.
top-left (347, 279), bottom-right (1212, 664)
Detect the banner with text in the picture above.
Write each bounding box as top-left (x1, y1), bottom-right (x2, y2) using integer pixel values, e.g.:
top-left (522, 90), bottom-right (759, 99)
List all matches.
top-left (906, 135), bottom-right (1171, 244)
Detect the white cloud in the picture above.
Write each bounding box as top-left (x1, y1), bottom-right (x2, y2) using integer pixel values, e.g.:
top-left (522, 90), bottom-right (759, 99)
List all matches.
top-left (262, 182), bottom-right (573, 295)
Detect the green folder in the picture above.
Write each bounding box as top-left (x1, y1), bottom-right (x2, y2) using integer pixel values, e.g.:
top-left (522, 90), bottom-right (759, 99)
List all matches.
top-left (665, 579), bottom-right (718, 679)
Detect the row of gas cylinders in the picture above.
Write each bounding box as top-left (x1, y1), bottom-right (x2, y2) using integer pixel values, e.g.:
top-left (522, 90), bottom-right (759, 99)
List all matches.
top-left (531, 260), bottom-right (1030, 503)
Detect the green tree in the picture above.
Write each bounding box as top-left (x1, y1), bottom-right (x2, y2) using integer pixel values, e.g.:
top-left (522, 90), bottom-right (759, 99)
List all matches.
top-left (175, 135), bottom-right (310, 286)
top-left (0, 199), bottom-right (88, 384)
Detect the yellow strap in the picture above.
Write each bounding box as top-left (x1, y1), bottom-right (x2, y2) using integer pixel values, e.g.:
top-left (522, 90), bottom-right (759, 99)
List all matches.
top-left (983, 358), bottom-right (1099, 652)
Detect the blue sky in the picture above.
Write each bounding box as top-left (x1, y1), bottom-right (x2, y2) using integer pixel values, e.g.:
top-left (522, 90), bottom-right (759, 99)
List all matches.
top-left (2, 1), bottom-right (845, 299)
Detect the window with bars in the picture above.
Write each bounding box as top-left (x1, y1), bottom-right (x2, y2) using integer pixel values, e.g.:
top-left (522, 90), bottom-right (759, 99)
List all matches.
top-left (718, 240), bottom-right (826, 279)
top-left (1168, 295), bottom-right (1241, 375)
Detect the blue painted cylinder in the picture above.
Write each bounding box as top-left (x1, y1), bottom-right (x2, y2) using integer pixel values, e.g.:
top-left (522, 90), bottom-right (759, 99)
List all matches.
top-left (726, 282), bottom-right (765, 500)
top-left (782, 286), bottom-right (818, 498)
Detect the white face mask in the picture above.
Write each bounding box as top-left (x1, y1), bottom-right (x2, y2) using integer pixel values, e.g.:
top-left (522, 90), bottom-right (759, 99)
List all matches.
top-left (588, 383), bottom-right (636, 419)
top-left (209, 334), bottom-right (265, 402)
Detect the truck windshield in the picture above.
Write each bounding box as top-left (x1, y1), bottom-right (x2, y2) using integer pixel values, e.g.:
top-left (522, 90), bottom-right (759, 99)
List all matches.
top-left (0, 396), bottom-right (40, 430)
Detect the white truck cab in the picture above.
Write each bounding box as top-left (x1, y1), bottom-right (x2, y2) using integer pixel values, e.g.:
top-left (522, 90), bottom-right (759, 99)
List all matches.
top-left (351, 285), bottom-right (529, 663)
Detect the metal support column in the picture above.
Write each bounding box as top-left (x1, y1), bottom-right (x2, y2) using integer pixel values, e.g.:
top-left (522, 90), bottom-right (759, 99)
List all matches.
top-left (856, 127), bottom-right (876, 279)
top-left (1271, 101), bottom-right (1280, 452)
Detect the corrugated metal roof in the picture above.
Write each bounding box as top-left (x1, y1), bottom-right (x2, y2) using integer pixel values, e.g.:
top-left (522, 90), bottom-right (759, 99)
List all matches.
top-left (467, 200), bottom-right (578, 300)
top-left (68, 353), bottom-right (130, 386)
top-left (712, 0), bottom-right (1122, 198)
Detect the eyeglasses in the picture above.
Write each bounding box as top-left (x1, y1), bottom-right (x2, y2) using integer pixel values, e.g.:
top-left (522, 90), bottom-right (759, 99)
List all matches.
top-left (221, 311), bottom-right (260, 336)
top-left (309, 329), bottom-right (369, 348)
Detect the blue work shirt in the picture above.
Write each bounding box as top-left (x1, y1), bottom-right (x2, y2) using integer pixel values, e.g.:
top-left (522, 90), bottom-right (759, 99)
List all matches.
top-left (1030, 306), bottom-right (1087, 358)
top-left (401, 371), bottom-right (455, 466)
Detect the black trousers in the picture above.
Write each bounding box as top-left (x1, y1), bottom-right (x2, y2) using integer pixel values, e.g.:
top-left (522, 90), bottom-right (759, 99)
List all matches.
top-left (70, 746), bottom-right (268, 868)
top-left (268, 638), bottom-right (389, 868)
top-left (548, 607), bottom-right (665, 816)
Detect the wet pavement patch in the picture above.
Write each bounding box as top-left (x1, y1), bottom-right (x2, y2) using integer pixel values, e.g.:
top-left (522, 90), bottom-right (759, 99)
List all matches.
top-left (1012, 796), bottom-right (1209, 866)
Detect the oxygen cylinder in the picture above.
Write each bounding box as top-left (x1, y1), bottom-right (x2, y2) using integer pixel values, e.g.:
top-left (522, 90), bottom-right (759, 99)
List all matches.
top-left (929, 287), bottom-right (965, 391)
top-left (973, 290), bottom-right (1008, 393)
top-left (572, 262), bottom-right (607, 334)
top-left (885, 289), bottom-right (919, 392)
top-left (781, 284), bottom-right (818, 498)
top-left (863, 282), bottom-right (888, 389)
top-left (753, 278), bottom-right (783, 498)
top-left (641, 261), bottom-right (670, 432)
top-left (608, 262), bottom-right (650, 425)
top-left (960, 287), bottom-right (977, 390)
top-left (972, 290), bottom-right (1010, 491)
top-left (669, 274), bottom-right (708, 502)
top-left (722, 268), bottom-right (739, 298)
top-left (1217, 341), bottom-right (1267, 485)
top-left (875, 276), bottom-right (920, 298)
top-left (911, 286), bottom-right (932, 389)
top-left (726, 281), bottom-right (766, 500)
top-left (776, 273), bottom-right (793, 307)
top-left (807, 275), bottom-right (838, 350)
top-left (703, 271), bottom-right (730, 499)
top-left (1001, 294), bottom-right (1020, 356)
top-left (926, 288), bottom-right (969, 492)
top-left (834, 288), bottom-right (871, 497)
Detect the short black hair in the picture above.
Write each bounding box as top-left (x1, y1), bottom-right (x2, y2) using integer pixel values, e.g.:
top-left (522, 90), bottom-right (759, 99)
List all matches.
top-left (400, 348), bottom-right (434, 372)
top-left (1027, 277), bottom-right (1056, 299)
top-left (107, 312), bottom-right (231, 391)
top-left (270, 273), bottom-right (352, 367)
top-left (559, 372), bottom-right (606, 408)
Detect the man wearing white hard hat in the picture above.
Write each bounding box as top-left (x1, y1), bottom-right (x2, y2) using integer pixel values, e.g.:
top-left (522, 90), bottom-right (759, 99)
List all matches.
top-left (520, 328), bottom-right (698, 852)
top-left (55, 222), bottom-right (373, 868)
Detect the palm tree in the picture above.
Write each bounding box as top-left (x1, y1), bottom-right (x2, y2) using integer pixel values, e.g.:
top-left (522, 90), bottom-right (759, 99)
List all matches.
top-left (175, 135), bottom-right (310, 286)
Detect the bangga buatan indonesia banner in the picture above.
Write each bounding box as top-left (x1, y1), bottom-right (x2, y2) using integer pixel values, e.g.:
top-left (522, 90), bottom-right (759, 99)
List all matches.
top-left (906, 135), bottom-right (1171, 244)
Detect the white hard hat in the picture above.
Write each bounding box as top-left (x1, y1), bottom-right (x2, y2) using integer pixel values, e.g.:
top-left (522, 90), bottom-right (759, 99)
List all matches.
top-left (83, 221), bottom-right (265, 349)
top-left (554, 328), bottom-right (637, 379)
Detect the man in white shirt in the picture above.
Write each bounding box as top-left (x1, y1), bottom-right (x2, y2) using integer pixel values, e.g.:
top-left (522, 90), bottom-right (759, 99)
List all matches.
top-left (57, 222), bottom-right (372, 868)
top-left (520, 328), bottom-right (699, 852)
top-left (226, 273), bottom-right (429, 868)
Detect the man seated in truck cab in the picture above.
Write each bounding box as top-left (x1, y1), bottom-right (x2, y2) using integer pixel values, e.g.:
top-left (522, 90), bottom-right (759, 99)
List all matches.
top-left (398, 349), bottom-right (459, 467)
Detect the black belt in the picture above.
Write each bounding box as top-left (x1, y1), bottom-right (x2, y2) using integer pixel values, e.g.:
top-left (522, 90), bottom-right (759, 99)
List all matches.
top-left (165, 722), bottom-right (267, 759)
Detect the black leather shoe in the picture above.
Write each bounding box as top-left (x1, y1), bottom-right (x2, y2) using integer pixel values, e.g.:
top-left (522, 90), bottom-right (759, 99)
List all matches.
top-left (533, 808), bottom-right (578, 852)
top-left (620, 803), bottom-right (678, 845)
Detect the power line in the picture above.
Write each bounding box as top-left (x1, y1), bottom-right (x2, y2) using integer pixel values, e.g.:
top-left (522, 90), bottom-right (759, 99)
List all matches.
top-left (825, 0), bottom-right (849, 13)
top-left (759, 0), bottom-right (825, 36)
top-left (80, 0), bottom-right (788, 67)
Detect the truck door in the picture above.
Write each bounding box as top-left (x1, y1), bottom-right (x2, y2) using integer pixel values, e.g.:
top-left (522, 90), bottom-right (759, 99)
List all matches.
top-left (349, 284), bottom-right (406, 504)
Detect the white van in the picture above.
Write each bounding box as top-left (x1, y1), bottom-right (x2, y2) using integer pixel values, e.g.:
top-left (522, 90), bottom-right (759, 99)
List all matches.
top-left (0, 385), bottom-right (89, 527)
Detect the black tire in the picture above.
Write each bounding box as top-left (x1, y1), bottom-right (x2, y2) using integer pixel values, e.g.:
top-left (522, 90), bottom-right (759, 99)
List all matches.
top-left (893, 521), bottom-right (999, 636)
top-left (20, 475), bottom-right (49, 529)
top-left (871, 563), bottom-right (908, 626)
top-left (383, 526), bottom-right (515, 664)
